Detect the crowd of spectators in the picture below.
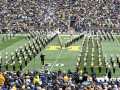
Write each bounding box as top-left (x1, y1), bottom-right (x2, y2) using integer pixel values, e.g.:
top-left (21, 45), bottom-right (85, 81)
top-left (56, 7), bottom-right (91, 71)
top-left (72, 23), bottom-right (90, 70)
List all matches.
top-left (0, 70), bottom-right (120, 90)
top-left (0, 0), bottom-right (120, 33)
top-left (74, 0), bottom-right (120, 32)
top-left (0, 0), bottom-right (69, 33)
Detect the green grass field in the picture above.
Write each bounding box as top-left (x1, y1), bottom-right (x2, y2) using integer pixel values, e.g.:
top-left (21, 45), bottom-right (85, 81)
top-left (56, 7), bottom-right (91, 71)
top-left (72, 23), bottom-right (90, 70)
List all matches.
top-left (24, 35), bottom-right (82, 72)
top-left (0, 34), bottom-right (120, 77)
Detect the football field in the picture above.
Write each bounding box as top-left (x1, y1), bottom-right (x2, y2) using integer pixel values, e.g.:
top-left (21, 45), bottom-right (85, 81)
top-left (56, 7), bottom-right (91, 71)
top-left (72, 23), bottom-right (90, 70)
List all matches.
top-left (24, 35), bottom-right (82, 72)
top-left (0, 34), bottom-right (120, 77)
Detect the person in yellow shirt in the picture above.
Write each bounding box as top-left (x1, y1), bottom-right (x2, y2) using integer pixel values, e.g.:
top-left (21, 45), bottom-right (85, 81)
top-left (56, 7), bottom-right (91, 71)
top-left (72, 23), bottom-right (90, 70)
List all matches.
top-left (63, 74), bottom-right (69, 82)
top-left (11, 85), bottom-right (17, 90)
top-left (0, 72), bottom-right (5, 87)
top-left (33, 75), bottom-right (40, 85)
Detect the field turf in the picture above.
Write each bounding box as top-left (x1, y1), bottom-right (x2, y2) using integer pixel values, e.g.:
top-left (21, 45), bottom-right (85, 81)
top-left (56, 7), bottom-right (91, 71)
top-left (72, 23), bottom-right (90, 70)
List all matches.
top-left (0, 34), bottom-right (120, 77)
top-left (24, 35), bottom-right (82, 72)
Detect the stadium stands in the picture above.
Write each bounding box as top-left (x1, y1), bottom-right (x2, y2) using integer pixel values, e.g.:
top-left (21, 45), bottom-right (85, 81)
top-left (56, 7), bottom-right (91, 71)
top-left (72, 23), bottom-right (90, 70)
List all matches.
top-left (0, 0), bottom-right (120, 33)
top-left (0, 70), bottom-right (120, 89)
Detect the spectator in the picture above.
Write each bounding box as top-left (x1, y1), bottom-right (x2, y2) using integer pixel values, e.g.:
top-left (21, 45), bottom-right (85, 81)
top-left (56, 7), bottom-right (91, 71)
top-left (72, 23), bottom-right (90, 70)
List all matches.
top-left (0, 72), bottom-right (5, 87)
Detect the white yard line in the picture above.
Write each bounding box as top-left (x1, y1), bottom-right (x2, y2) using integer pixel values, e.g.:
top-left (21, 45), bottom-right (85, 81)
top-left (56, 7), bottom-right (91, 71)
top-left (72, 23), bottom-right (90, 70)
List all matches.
top-left (58, 35), bottom-right (63, 48)
top-left (49, 49), bottom-right (63, 71)
top-left (114, 36), bottom-right (120, 46)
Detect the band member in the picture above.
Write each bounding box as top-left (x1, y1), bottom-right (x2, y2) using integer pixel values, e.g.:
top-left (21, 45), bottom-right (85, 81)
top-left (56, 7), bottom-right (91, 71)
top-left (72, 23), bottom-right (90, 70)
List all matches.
top-left (25, 60), bottom-right (27, 66)
top-left (40, 53), bottom-right (45, 65)
top-left (5, 63), bottom-right (8, 71)
top-left (20, 64), bottom-right (22, 71)
top-left (98, 66), bottom-right (101, 73)
top-left (108, 70), bottom-right (112, 80)
top-left (13, 64), bottom-right (16, 71)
